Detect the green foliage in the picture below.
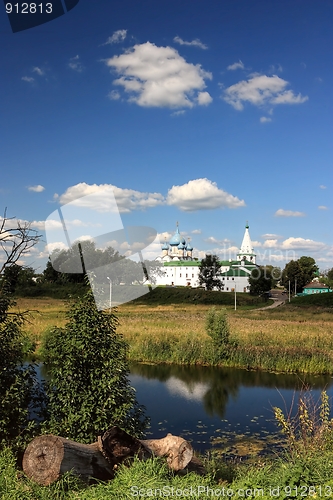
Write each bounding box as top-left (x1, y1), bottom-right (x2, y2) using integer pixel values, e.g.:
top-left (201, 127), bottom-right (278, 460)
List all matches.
top-left (206, 308), bottom-right (231, 358)
top-left (273, 390), bottom-right (333, 460)
top-left (281, 256), bottom-right (318, 293)
top-left (42, 287), bottom-right (148, 442)
top-left (248, 267), bottom-right (273, 295)
top-left (198, 255), bottom-right (223, 291)
top-left (0, 290), bottom-right (43, 450)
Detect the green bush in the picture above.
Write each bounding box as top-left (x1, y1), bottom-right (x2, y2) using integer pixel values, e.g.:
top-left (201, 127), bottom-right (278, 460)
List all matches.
top-left (0, 293), bottom-right (43, 451)
top-left (206, 308), bottom-right (231, 357)
top-left (42, 288), bottom-right (148, 443)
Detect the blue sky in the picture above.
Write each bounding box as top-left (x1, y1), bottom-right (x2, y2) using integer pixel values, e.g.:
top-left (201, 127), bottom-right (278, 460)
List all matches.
top-left (1, 0), bottom-right (332, 272)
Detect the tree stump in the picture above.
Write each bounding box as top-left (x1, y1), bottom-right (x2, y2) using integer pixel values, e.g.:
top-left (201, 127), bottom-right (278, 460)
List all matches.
top-left (22, 427), bottom-right (194, 485)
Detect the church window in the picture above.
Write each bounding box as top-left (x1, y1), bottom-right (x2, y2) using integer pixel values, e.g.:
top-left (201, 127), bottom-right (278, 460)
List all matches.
top-left (192, 274), bottom-right (194, 278)
top-left (186, 274), bottom-right (188, 278)
top-left (180, 273), bottom-right (182, 277)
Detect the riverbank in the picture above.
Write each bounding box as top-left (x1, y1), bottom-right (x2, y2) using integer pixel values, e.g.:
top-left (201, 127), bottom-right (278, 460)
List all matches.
top-left (13, 291), bottom-right (333, 374)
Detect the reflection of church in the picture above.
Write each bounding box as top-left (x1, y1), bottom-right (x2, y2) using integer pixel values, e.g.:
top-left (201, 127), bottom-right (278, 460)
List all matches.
top-left (155, 223), bottom-right (258, 292)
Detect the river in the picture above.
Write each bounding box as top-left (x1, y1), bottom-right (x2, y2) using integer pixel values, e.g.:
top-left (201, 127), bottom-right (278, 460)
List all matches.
top-left (128, 362), bottom-right (333, 458)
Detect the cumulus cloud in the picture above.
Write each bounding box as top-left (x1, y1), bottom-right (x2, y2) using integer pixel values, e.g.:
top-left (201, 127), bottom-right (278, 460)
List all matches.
top-left (275, 209), bottom-right (305, 217)
top-left (166, 178), bottom-right (245, 211)
top-left (28, 185), bottom-right (45, 192)
top-left (22, 76), bottom-right (34, 83)
top-left (319, 185), bottom-right (327, 189)
top-left (280, 237), bottom-right (327, 252)
top-left (105, 42), bottom-right (212, 109)
top-left (227, 60), bottom-right (244, 71)
top-left (318, 206), bottom-right (328, 210)
top-left (192, 229), bottom-right (201, 234)
top-left (68, 55), bottom-right (84, 72)
top-left (223, 74), bottom-right (308, 111)
top-left (59, 183), bottom-right (165, 213)
top-left (173, 36), bottom-right (208, 50)
top-left (260, 116), bottom-right (272, 123)
top-left (102, 29), bottom-right (127, 45)
top-left (197, 91), bottom-right (213, 105)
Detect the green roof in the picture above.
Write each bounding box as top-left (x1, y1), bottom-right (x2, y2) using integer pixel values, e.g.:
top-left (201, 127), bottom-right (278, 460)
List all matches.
top-left (163, 260), bottom-right (200, 267)
top-left (221, 269), bottom-right (250, 277)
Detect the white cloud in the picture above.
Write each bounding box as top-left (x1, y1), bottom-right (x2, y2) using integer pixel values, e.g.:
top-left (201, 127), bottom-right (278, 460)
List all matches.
top-left (275, 209), bottom-right (305, 217)
top-left (227, 60), bottom-right (244, 71)
top-left (197, 91), bottom-right (213, 105)
top-left (102, 30), bottom-right (127, 45)
top-left (28, 185), bottom-right (45, 192)
top-left (166, 178), bottom-right (245, 211)
top-left (59, 183), bottom-right (165, 213)
top-left (68, 55), bottom-right (84, 72)
top-left (319, 185), bottom-right (327, 189)
top-left (318, 206), bottom-right (328, 210)
top-left (105, 42), bottom-right (212, 109)
top-left (271, 90), bottom-right (308, 105)
top-left (108, 90), bottom-right (121, 100)
top-left (263, 239), bottom-right (278, 248)
top-left (262, 233), bottom-right (282, 240)
top-left (22, 76), bottom-right (34, 83)
top-left (171, 110), bottom-right (186, 116)
top-left (223, 74), bottom-right (308, 111)
top-left (33, 67), bottom-right (44, 76)
top-left (260, 116), bottom-right (272, 123)
top-left (280, 237), bottom-right (327, 252)
top-left (192, 229), bottom-right (201, 234)
top-left (173, 36), bottom-right (208, 50)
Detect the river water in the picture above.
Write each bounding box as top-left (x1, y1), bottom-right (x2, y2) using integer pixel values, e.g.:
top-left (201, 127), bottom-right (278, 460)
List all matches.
top-left (128, 362), bottom-right (333, 457)
top-left (36, 362), bottom-right (333, 458)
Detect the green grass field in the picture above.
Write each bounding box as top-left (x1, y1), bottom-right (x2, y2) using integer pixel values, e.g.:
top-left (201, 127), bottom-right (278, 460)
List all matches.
top-left (12, 288), bottom-right (333, 374)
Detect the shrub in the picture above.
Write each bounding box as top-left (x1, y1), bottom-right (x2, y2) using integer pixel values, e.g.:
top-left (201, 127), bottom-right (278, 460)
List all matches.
top-left (206, 307), bottom-right (230, 354)
top-left (42, 287), bottom-right (148, 443)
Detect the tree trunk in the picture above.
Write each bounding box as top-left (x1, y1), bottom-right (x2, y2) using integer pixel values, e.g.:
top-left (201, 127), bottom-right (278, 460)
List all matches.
top-left (22, 434), bottom-right (114, 486)
top-left (22, 427), bottom-right (195, 486)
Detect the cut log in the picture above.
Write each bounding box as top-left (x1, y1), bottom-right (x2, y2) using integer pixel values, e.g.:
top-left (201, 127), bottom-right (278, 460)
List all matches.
top-left (140, 433), bottom-right (193, 471)
top-left (22, 434), bottom-right (114, 486)
top-left (22, 427), bottom-right (194, 486)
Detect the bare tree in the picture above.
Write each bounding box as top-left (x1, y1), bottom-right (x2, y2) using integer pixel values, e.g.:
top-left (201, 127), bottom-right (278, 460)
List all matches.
top-left (0, 208), bottom-right (42, 275)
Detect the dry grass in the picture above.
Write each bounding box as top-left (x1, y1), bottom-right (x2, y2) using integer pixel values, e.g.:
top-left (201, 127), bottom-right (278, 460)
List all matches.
top-left (11, 298), bottom-right (333, 355)
top-left (11, 297), bottom-right (67, 348)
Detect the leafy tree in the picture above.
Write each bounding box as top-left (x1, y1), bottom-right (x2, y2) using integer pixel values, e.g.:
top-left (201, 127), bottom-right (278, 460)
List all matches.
top-left (0, 209), bottom-right (43, 449)
top-left (248, 266), bottom-right (273, 295)
top-left (281, 256), bottom-right (318, 293)
top-left (298, 256), bottom-right (319, 284)
top-left (199, 255), bottom-right (223, 291)
top-left (42, 287), bottom-right (148, 442)
top-left (320, 268), bottom-right (333, 288)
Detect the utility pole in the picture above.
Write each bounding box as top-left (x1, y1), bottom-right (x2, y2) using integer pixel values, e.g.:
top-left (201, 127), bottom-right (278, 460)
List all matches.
top-left (288, 280), bottom-right (291, 303)
top-left (107, 276), bottom-right (112, 313)
top-left (234, 283), bottom-right (237, 310)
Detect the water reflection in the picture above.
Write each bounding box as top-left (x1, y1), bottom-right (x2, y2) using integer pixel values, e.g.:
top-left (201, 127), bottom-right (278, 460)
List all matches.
top-left (129, 362), bottom-right (333, 456)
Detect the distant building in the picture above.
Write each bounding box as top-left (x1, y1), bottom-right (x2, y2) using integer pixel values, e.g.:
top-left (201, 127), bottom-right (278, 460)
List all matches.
top-left (155, 222), bottom-right (258, 292)
top-left (302, 282), bottom-right (332, 295)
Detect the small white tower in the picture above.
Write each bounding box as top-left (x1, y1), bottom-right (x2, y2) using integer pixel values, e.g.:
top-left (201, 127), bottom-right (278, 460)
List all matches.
top-left (237, 222), bottom-right (256, 264)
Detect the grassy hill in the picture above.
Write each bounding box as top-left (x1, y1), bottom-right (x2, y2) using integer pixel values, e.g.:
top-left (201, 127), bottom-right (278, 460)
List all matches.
top-left (289, 292), bottom-right (333, 309)
top-left (129, 286), bottom-right (268, 307)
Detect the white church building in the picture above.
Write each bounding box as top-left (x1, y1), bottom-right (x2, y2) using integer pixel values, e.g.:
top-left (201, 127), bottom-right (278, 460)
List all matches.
top-left (155, 223), bottom-right (258, 292)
